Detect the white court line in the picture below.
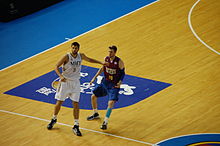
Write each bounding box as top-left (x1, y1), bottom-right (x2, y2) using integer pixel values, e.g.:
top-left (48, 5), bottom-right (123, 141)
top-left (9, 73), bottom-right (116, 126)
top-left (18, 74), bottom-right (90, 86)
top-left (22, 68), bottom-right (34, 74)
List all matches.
top-left (0, 0), bottom-right (160, 72)
top-left (0, 109), bottom-right (155, 146)
top-left (188, 0), bottom-right (220, 55)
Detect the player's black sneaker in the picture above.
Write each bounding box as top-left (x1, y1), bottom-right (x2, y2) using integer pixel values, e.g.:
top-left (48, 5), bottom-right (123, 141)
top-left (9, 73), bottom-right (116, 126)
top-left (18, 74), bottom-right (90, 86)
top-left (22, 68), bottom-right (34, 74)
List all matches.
top-left (100, 122), bottom-right (107, 130)
top-left (72, 125), bottom-right (82, 136)
top-left (87, 113), bottom-right (100, 120)
top-left (47, 119), bottom-right (57, 130)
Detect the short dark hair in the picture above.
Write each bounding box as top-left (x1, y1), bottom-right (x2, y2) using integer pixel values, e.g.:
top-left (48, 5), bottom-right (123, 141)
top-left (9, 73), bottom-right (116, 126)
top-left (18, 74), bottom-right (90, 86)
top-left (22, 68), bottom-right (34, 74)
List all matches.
top-left (109, 45), bottom-right (117, 52)
top-left (71, 42), bottom-right (80, 48)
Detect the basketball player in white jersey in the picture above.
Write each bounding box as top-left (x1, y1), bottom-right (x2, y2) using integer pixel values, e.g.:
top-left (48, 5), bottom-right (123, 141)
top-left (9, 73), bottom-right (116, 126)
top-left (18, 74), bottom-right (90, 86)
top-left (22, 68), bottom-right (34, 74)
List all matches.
top-left (47, 42), bottom-right (105, 136)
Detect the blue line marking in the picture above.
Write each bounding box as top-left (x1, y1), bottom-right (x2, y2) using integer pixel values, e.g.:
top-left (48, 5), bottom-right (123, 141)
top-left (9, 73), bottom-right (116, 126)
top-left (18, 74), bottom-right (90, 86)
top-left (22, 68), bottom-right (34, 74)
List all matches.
top-left (156, 133), bottom-right (220, 146)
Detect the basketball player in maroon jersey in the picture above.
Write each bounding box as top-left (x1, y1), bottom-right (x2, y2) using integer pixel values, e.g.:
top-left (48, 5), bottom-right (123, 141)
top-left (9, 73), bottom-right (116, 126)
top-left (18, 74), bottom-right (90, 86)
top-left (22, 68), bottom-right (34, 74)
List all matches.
top-left (87, 45), bottom-right (125, 130)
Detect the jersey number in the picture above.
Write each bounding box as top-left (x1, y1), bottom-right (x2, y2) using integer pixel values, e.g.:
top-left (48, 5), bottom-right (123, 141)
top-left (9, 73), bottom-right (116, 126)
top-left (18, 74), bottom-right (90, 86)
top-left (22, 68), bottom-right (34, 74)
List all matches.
top-left (109, 75), bottom-right (113, 80)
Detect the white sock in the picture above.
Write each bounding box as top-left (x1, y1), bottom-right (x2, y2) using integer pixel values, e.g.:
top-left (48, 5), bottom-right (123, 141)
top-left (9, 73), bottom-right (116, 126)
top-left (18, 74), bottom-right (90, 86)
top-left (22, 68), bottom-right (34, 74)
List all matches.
top-left (104, 117), bottom-right (109, 124)
top-left (52, 115), bottom-right (57, 120)
top-left (94, 108), bottom-right (98, 114)
top-left (74, 119), bottom-right (79, 126)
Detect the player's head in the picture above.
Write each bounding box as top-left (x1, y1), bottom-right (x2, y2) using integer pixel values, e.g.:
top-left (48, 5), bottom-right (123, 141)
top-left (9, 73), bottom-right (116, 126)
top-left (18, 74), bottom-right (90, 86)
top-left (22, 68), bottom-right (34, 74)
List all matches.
top-left (71, 42), bottom-right (80, 54)
top-left (108, 45), bottom-right (117, 58)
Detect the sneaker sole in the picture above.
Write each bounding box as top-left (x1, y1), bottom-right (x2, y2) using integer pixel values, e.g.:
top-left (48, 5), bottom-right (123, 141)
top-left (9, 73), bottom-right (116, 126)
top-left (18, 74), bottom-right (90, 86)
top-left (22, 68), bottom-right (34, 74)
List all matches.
top-left (87, 116), bottom-right (100, 121)
top-left (100, 125), bottom-right (107, 130)
top-left (100, 127), bottom-right (107, 130)
top-left (72, 129), bottom-right (82, 136)
top-left (47, 122), bottom-right (56, 130)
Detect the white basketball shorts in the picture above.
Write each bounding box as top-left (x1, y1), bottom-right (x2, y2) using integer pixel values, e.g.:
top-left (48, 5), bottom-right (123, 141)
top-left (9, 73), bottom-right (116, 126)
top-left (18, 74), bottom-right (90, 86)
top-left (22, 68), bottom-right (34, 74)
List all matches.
top-left (55, 79), bottom-right (80, 102)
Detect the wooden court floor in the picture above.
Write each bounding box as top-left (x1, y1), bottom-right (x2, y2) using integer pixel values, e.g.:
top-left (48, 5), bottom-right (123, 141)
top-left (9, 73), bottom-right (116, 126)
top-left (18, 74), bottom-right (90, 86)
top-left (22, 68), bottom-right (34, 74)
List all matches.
top-left (0, 0), bottom-right (219, 145)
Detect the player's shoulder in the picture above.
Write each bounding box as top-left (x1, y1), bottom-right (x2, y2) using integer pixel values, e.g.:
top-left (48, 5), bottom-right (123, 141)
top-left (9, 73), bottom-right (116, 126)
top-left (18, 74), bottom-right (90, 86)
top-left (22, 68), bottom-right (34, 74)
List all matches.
top-left (119, 57), bottom-right (123, 62)
top-left (116, 56), bottom-right (122, 62)
top-left (79, 52), bottom-right (85, 57)
top-left (59, 53), bottom-right (69, 64)
top-left (118, 57), bottom-right (124, 66)
top-left (62, 53), bottom-right (69, 59)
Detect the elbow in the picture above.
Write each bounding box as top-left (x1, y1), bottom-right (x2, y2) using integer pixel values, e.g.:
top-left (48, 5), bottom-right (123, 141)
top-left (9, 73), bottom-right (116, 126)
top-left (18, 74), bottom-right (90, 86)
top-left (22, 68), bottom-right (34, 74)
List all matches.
top-left (55, 65), bottom-right (59, 70)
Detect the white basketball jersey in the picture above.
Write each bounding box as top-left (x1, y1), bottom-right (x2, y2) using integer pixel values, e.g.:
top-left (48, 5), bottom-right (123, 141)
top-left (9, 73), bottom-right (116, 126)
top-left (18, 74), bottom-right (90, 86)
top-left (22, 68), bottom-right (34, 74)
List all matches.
top-left (62, 53), bottom-right (82, 80)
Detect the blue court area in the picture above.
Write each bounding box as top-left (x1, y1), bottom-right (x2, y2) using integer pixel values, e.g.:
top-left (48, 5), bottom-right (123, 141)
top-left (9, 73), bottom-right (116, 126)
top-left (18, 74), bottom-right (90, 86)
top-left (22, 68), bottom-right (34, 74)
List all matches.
top-left (0, 0), bottom-right (156, 70)
top-left (4, 65), bottom-right (171, 110)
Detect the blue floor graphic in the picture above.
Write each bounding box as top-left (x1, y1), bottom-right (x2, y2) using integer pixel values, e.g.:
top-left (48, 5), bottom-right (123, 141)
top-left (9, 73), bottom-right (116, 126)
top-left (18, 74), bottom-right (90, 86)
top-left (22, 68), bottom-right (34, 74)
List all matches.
top-left (4, 65), bottom-right (171, 110)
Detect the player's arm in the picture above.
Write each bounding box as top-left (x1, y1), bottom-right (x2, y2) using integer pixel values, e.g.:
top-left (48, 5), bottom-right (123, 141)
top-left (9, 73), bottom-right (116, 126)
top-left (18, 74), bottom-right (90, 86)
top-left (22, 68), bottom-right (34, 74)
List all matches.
top-left (80, 53), bottom-right (105, 65)
top-left (115, 59), bottom-right (125, 88)
top-left (90, 67), bottom-right (104, 85)
top-left (55, 54), bottom-right (68, 82)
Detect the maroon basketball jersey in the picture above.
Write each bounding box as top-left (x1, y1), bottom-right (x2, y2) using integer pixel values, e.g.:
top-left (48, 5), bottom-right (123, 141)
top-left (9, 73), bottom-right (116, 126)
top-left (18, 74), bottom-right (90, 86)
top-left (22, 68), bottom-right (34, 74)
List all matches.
top-left (103, 56), bottom-right (121, 84)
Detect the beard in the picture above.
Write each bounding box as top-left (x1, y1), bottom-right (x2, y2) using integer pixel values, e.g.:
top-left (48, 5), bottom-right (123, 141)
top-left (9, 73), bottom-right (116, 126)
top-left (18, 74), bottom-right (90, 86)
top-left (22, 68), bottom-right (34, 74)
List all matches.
top-left (72, 51), bottom-right (77, 55)
top-left (109, 54), bottom-right (115, 58)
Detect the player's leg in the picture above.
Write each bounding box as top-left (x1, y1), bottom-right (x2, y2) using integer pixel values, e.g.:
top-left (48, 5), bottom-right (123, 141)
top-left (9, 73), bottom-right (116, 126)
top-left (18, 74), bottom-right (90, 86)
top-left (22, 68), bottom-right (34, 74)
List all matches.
top-left (87, 84), bottom-right (107, 120)
top-left (47, 100), bottom-right (64, 130)
top-left (91, 94), bottom-right (98, 112)
top-left (100, 87), bottom-right (119, 130)
top-left (73, 101), bottom-right (79, 124)
top-left (87, 94), bottom-right (99, 120)
top-left (72, 101), bottom-right (82, 136)
top-left (100, 100), bottom-right (115, 130)
top-left (70, 79), bottom-right (82, 136)
top-left (47, 81), bottom-right (67, 130)
top-left (54, 100), bottom-right (64, 115)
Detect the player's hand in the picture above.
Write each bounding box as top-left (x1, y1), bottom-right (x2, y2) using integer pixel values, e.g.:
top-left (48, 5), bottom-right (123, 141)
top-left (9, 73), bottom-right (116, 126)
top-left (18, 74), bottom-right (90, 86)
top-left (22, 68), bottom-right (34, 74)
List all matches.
top-left (90, 78), bottom-right (95, 85)
top-left (103, 62), bottom-right (109, 66)
top-left (60, 76), bottom-right (66, 82)
top-left (115, 81), bottom-right (122, 88)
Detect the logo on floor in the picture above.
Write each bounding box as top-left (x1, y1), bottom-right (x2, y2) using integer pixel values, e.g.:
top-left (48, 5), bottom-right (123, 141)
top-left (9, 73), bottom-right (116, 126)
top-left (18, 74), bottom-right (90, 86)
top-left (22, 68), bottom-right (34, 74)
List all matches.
top-left (156, 133), bottom-right (220, 146)
top-left (4, 65), bottom-right (171, 110)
